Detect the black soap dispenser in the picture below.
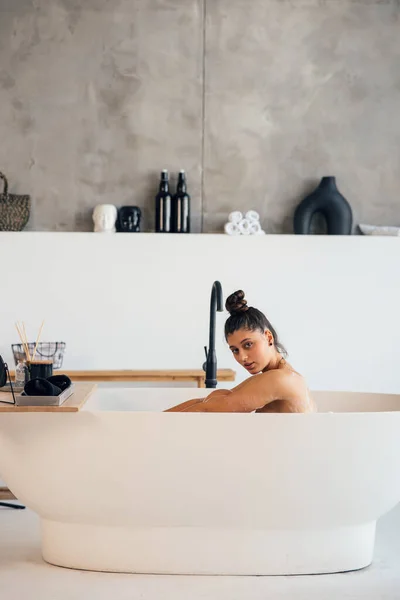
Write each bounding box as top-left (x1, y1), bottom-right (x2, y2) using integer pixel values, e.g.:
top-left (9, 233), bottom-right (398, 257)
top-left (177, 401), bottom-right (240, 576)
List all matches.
top-left (172, 170), bottom-right (191, 233)
top-left (155, 169), bottom-right (172, 233)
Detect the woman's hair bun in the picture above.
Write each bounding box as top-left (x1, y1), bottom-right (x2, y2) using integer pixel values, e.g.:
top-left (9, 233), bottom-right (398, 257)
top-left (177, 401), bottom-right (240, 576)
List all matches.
top-left (225, 290), bottom-right (249, 315)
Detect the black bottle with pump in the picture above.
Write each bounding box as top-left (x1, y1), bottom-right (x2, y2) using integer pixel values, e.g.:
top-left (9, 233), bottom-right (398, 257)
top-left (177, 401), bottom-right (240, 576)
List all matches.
top-left (155, 169), bottom-right (172, 233)
top-left (172, 170), bottom-right (191, 233)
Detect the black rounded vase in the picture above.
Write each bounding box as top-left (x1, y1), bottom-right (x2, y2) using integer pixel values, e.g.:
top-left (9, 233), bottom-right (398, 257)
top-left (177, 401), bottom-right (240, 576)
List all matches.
top-left (293, 177), bottom-right (353, 235)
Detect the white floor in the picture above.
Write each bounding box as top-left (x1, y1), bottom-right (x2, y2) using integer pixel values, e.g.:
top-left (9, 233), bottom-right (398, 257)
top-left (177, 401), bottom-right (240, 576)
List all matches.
top-left (0, 503), bottom-right (399, 600)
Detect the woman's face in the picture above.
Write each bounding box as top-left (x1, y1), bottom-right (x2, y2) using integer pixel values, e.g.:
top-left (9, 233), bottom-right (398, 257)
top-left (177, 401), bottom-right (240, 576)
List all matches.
top-left (227, 327), bottom-right (275, 374)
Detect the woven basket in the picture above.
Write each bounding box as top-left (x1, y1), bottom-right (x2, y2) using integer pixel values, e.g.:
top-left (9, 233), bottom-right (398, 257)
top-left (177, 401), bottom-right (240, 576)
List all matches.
top-left (12, 342), bottom-right (66, 370)
top-left (0, 171), bottom-right (30, 231)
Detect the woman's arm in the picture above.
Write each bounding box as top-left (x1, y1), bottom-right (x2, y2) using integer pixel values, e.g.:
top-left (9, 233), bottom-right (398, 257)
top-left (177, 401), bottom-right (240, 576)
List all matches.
top-left (177, 370), bottom-right (301, 412)
top-left (164, 374), bottom-right (262, 412)
top-left (165, 398), bottom-right (205, 412)
top-left (164, 389), bottom-right (231, 412)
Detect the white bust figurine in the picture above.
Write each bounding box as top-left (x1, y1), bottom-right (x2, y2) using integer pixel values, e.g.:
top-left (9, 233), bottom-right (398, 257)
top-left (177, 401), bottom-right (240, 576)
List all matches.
top-left (93, 204), bottom-right (118, 233)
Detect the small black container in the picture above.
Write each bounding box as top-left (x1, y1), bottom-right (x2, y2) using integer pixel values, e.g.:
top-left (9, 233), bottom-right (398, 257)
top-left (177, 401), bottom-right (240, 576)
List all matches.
top-left (27, 361), bottom-right (53, 381)
top-left (117, 206), bottom-right (141, 232)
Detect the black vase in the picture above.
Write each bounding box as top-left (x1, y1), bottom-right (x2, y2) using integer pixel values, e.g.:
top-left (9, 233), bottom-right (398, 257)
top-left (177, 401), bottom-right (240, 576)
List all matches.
top-left (294, 177), bottom-right (353, 235)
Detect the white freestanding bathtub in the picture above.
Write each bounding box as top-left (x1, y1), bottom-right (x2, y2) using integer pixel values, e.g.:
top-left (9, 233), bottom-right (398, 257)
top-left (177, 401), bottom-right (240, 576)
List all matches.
top-left (0, 387), bottom-right (399, 576)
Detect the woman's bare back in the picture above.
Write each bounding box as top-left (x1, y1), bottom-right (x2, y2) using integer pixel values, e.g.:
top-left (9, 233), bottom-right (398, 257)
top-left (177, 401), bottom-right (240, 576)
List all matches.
top-left (255, 362), bottom-right (315, 413)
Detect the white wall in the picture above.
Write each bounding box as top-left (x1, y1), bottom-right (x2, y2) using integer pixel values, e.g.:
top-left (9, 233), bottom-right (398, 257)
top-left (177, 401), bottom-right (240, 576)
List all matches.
top-left (0, 232), bottom-right (399, 394)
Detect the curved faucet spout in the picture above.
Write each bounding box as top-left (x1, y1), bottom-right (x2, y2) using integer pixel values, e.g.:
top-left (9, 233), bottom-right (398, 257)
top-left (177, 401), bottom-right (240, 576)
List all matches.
top-left (204, 280), bottom-right (224, 389)
top-left (209, 281), bottom-right (223, 350)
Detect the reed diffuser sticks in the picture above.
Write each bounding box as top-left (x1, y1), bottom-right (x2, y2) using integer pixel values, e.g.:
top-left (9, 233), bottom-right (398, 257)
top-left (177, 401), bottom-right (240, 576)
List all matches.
top-left (15, 320), bottom-right (45, 363)
top-left (31, 320), bottom-right (44, 362)
top-left (15, 322), bottom-right (30, 361)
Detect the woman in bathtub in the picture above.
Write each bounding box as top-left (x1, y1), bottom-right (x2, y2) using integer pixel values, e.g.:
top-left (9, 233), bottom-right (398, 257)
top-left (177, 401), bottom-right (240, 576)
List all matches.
top-left (166, 290), bottom-right (315, 413)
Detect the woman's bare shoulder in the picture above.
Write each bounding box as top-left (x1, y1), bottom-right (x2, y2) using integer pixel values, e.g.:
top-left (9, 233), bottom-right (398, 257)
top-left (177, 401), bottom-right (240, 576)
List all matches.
top-left (258, 364), bottom-right (304, 382)
top-left (257, 366), bottom-right (308, 395)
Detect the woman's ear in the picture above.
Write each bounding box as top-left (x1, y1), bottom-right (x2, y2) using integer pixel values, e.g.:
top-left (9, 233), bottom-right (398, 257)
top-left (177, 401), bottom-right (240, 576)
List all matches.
top-left (264, 329), bottom-right (274, 346)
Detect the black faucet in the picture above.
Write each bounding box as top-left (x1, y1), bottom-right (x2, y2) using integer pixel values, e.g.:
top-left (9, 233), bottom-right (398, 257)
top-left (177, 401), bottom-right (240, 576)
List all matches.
top-left (203, 280), bottom-right (224, 388)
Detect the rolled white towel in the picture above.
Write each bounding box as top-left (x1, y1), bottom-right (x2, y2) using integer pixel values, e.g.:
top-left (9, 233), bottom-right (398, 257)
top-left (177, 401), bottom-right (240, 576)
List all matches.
top-left (245, 210), bottom-right (260, 223)
top-left (238, 218), bottom-right (251, 235)
top-left (224, 222), bottom-right (241, 236)
top-left (249, 221), bottom-right (261, 235)
top-left (359, 223), bottom-right (400, 236)
top-left (256, 229), bottom-right (266, 235)
top-left (228, 211), bottom-right (243, 224)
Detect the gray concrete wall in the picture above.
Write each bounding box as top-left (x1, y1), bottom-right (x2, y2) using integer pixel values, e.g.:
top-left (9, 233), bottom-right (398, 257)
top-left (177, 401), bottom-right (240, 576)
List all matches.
top-left (0, 0), bottom-right (399, 233)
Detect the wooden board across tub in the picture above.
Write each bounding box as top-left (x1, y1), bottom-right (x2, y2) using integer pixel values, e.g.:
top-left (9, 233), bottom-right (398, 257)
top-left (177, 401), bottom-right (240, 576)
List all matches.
top-left (0, 383), bottom-right (97, 412)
